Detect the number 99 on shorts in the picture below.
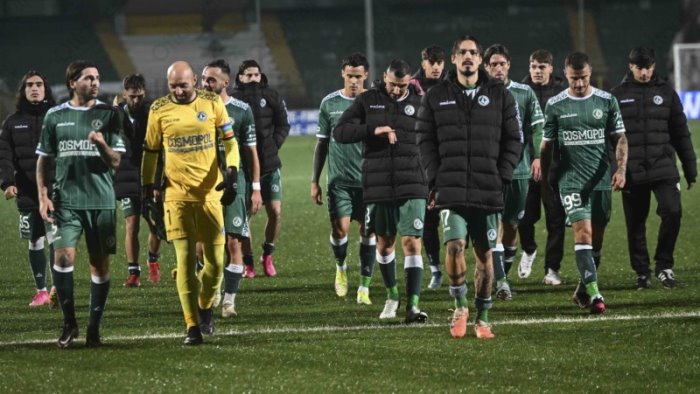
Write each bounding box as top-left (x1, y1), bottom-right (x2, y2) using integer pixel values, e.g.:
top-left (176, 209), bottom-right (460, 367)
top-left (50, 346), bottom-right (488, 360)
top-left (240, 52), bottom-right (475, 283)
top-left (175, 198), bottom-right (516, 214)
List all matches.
top-left (561, 192), bottom-right (582, 212)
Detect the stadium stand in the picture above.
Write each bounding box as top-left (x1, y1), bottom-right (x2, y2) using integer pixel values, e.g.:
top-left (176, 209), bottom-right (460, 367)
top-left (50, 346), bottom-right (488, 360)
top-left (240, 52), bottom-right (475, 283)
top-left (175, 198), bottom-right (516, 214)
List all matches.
top-left (593, 0), bottom-right (680, 83)
top-left (0, 16), bottom-right (119, 92)
top-left (279, 3), bottom-right (572, 105)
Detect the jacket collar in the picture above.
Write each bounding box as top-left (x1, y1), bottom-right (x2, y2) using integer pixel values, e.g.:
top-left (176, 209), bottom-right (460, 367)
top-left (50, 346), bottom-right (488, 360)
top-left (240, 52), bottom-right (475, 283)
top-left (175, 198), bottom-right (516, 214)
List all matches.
top-left (620, 71), bottom-right (664, 86)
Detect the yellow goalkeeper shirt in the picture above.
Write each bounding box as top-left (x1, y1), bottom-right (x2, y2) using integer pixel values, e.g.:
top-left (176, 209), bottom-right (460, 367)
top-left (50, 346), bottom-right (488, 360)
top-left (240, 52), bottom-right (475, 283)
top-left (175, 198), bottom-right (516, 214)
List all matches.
top-left (142, 89), bottom-right (239, 202)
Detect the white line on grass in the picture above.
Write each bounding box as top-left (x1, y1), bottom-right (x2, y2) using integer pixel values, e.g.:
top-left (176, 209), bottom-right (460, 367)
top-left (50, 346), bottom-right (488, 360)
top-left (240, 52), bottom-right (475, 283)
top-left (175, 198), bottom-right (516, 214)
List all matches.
top-left (2, 310), bottom-right (698, 347)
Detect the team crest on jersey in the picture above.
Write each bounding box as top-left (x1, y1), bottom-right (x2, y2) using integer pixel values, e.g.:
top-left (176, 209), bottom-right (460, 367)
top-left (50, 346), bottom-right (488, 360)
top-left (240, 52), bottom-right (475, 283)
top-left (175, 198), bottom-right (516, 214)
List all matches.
top-left (478, 96), bottom-right (490, 106)
top-left (260, 98), bottom-right (267, 108)
top-left (487, 229), bottom-right (497, 241)
top-left (592, 108), bottom-right (603, 119)
top-left (91, 119), bottom-right (103, 130)
top-left (228, 117), bottom-right (236, 126)
top-left (404, 104), bottom-right (415, 116)
top-left (197, 112), bottom-right (208, 121)
top-left (413, 219), bottom-right (424, 230)
top-left (653, 95), bottom-right (663, 105)
top-left (233, 216), bottom-right (243, 227)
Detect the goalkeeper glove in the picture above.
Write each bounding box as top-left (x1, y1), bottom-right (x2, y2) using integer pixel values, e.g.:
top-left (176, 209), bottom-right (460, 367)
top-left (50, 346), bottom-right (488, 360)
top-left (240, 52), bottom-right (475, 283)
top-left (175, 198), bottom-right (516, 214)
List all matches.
top-left (216, 167), bottom-right (238, 206)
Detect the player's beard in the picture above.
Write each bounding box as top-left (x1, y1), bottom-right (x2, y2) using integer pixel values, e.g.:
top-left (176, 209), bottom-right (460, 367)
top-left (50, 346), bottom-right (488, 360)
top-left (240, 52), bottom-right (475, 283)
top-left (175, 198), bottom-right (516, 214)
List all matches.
top-left (458, 68), bottom-right (477, 78)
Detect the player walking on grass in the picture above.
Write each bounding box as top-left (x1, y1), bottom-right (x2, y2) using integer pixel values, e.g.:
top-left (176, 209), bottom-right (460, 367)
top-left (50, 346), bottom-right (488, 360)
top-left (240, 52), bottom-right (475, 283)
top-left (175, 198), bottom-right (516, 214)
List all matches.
top-left (142, 61), bottom-right (240, 345)
top-left (113, 74), bottom-right (163, 287)
top-left (311, 53), bottom-right (377, 305)
top-left (611, 46), bottom-right (697, 290)
top-left (233, 60), bottom-right (289, 278)
top-left (416, 35), bottom-right (522, 339)
top-left (410, 45), bottom-right (447, 290)
top-left (334, 59), bottom-right (429, 323)
top-left (483, 44), bottom-right (544, 301)
top-left (0, 70), bottom-right (57, 308)
top-left (518, 49), bottom-right (568, 285)
top-left (540, 52), bottom-right (628, 314)
top-left (36, 60), bottom-right (126, 348)
top-left (201, 59), bottom-right (263, 318)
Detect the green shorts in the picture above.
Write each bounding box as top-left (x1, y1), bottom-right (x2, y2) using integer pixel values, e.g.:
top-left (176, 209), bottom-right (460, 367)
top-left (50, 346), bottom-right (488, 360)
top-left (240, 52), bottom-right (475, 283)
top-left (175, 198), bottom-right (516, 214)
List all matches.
top-left (502, 178), bottom-right (529, 225)
top-left (51, 208), bottom-right (117, 255)
top-left (327, 183), bottom-right (364, 222)
top-left (261, 168), bottom-right (282, 202)
top-left (120, 196), bottom-right (141, 218)
top-left (18, 210), bottom-right (47, 241)
top-left (440, 207), bottom-right (499, 249)
top-left (364, 199), bottom-right (426, 237)
top-left (224, 175), bottom-right (250, 237)
top-left (560, 189), bottom-right (611, 225)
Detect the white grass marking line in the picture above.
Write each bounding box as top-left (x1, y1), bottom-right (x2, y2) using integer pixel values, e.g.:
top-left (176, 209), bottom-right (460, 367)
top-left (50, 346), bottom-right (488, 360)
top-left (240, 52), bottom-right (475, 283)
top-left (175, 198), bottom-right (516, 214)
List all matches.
top-left (2, 310), bottom-right (699, 347)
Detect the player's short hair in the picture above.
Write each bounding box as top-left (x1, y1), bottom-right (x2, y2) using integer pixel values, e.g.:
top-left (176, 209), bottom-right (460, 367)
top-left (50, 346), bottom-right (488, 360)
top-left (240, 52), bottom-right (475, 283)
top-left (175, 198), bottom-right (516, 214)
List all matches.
top-left (386, 59), bottom-right (411, 79)
top-left (15, 70), bottom-right (55, 110)
top-left (207, 59), bottom-right (231, 76)
top-left (238, 59), bottom-right (261, 75)
top-left (341, 52), bottom-right (369, 71)
top-left (564, 52), bottom-right (590, 70)
top-left (483, 44), bottom-right (511, 63)
top-left (123, 73), bottom-right (146, 91)
top-left (529, 49), bottom-right (553, 65)
top-left (421, 45), bottom-right (445, 63)
top-left (451, 35), bottom-right (483, 57)
top-left (628, 46), bottom-right (655, 68)
top-left (65, 60), bottom-right (98, 97)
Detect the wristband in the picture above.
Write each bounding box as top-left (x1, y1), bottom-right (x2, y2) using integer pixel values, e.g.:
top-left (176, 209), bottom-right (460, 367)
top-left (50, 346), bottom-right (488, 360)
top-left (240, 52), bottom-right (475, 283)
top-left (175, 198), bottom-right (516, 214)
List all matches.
top-left (252, 182), bottom-right (261, 191)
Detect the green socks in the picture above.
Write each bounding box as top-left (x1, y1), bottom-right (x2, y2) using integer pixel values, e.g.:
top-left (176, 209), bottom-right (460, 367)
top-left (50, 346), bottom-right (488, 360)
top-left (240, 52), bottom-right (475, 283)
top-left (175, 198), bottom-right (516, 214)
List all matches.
top-left (88, 275), bottom-right (110, 328)
top-left (504, 246), bottom-right (517, 275)
top-left (330, 235), bottom-right (348, 267)
top-left (53, 265), bottom-right (76, 326)
top-left (28, 248), bottom-right (47, 289)
top-left (575, 244), bottom-right (598, 284)
top-left (449, 283), bottom-right (469, 308)
top-left (404, 255), bottom-right (423, 309)
top-left (378, 252), bottom-right (398, 300)
top-left (493, 244), bottom-right (506, 282)
top-left (475, 297), bottom-right (493, 322)
top-left (359, 237), bottom-right (376, 284)
top-left (224, 264), bottom-right (244, 294)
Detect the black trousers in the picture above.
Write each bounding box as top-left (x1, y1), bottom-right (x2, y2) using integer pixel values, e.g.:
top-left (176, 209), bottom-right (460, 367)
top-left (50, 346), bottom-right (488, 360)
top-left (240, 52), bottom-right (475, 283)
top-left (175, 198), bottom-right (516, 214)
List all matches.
top-left (621, 179), bottom-right (682, 276)
top-left (423, 208), bottom-right (441, 268)
top-left (518, 179), bottom-right (566, 273)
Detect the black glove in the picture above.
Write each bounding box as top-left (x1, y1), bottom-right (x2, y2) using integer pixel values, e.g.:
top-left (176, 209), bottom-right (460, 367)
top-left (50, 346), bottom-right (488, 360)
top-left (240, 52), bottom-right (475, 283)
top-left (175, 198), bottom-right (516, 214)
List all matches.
top-left (141, 185), bottom-right (155, 224)
top-left (216, 167), bottom-right (238, 206)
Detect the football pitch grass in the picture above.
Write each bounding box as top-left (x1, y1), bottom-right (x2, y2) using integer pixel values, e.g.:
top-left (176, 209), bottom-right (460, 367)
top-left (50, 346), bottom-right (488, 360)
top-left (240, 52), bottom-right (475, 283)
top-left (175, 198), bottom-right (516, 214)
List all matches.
top-left (1, 124), bottom-right (699, 392)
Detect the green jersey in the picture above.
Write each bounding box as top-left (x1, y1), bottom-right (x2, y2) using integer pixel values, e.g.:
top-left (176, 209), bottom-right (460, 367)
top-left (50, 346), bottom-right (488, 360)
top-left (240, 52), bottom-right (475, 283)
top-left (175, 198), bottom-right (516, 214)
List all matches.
top-left (543, 88), bottom-right (625, 191)
top-left (217, 97), bottom-right (256, 179)
top-left (317, 90), bottom-right (362, 187)
top-left (37, 101), bottom-right (125, 209)
top-left (507, 80), bottom-right (544, 179)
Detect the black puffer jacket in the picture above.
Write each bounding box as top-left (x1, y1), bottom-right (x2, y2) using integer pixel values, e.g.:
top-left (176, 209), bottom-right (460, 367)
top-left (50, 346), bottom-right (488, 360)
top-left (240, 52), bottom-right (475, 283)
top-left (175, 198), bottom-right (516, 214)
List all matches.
top-left (0, 100), bottom-right (52, 210)
top-left (410, 68), bottom-right (445, 96)
top-left (232, 74), bottom-right (290, 174)
top-left (522, 74), bottom-right (567, 110)
top-left (611, 72), bottom-right (697, 185)
top-left (333, 82), bottom-right (427, 203)
top-left (114, 101), bottom-right (150, 200)
top-left (522, 74), bottom-right (568, 183)
top-left (416, 68), bottom-right (522, 212)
